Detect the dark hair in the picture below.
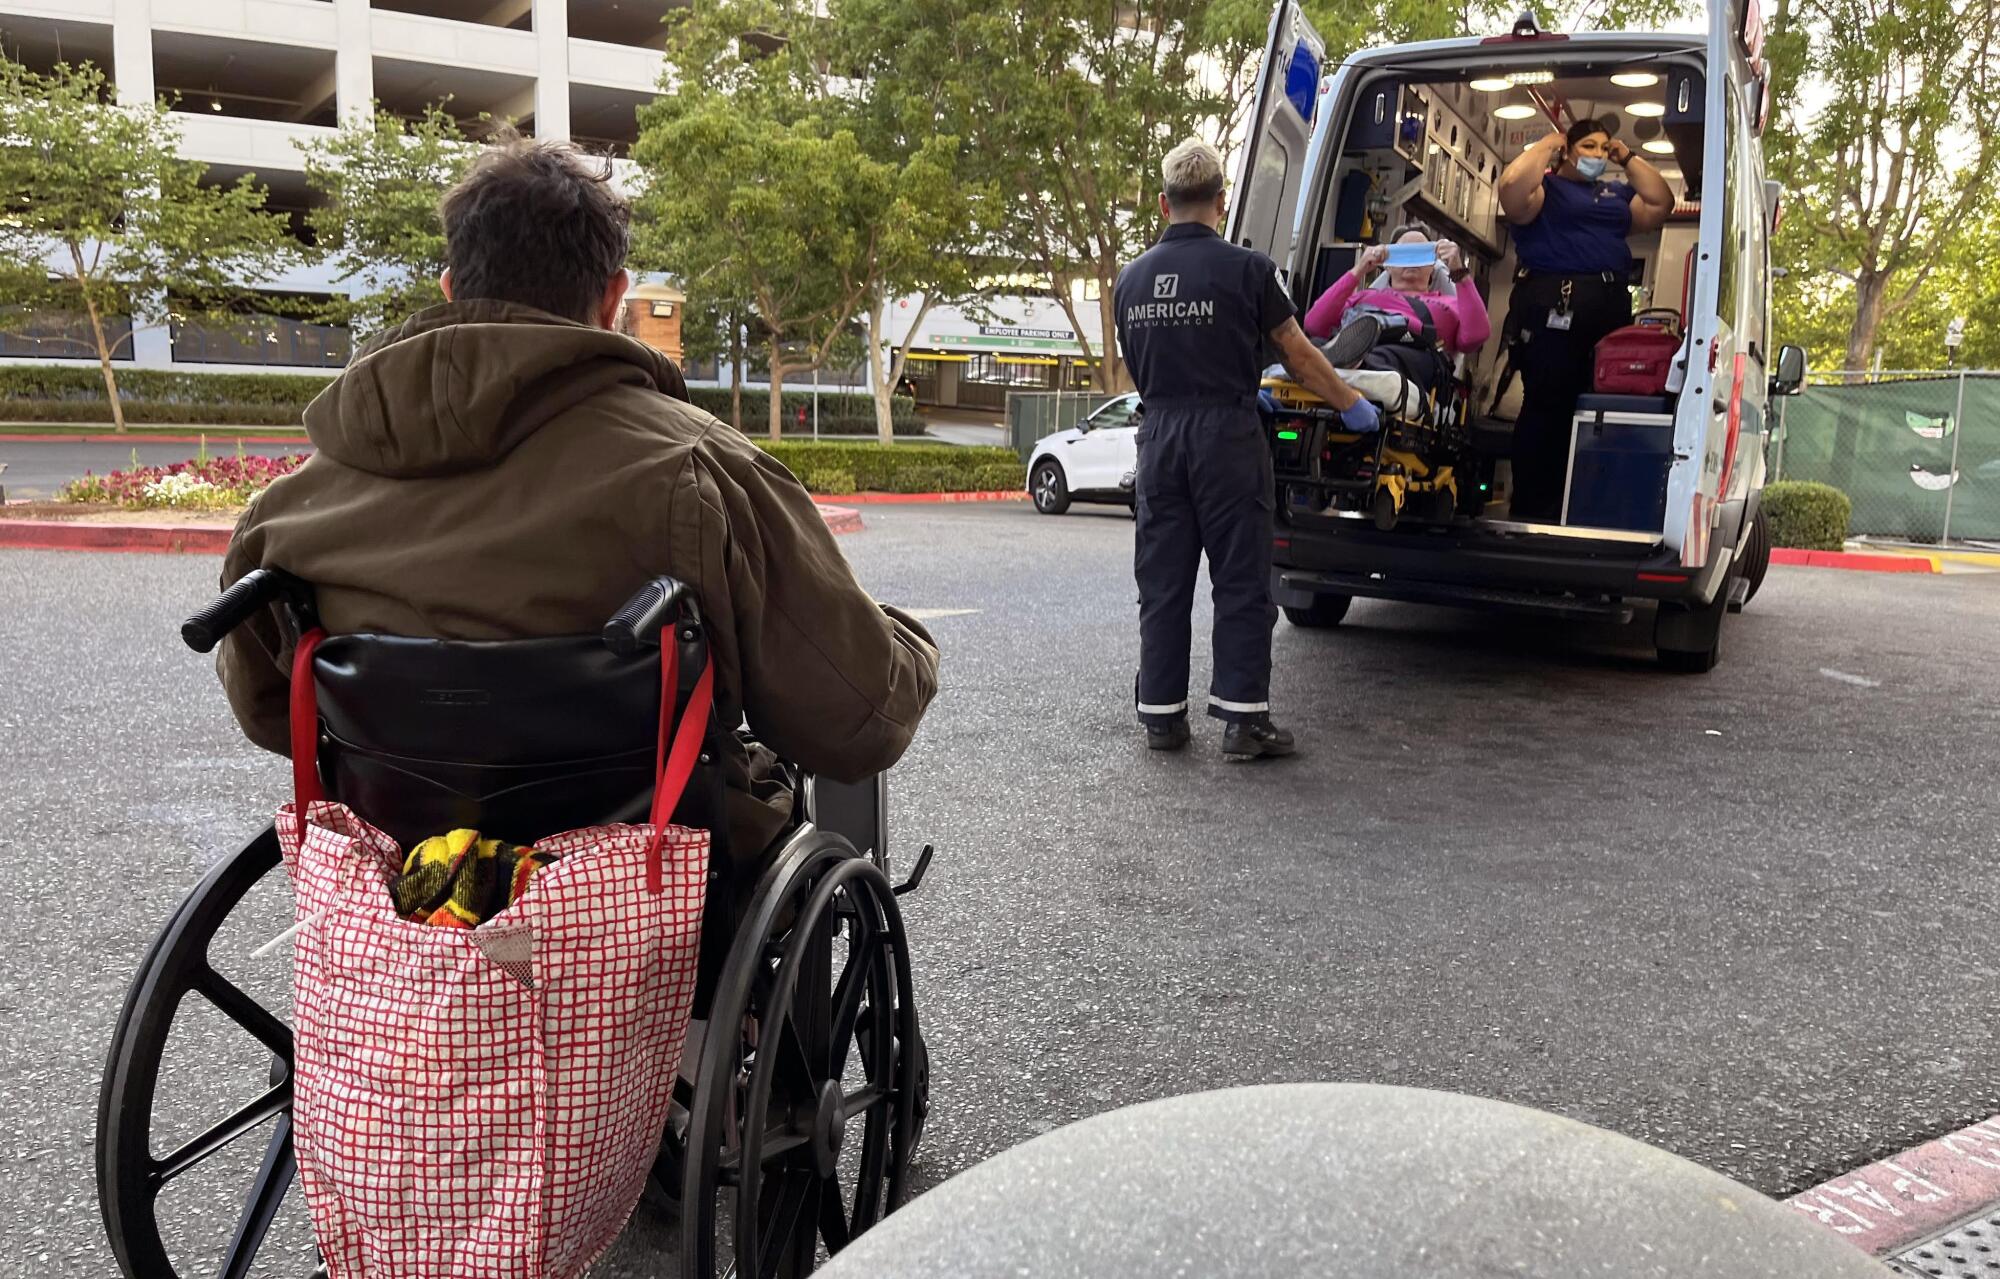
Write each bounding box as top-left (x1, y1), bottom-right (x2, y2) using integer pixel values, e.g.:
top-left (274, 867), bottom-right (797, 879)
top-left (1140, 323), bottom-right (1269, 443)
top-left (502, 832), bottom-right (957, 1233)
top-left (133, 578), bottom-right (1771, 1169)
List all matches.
top-left (1386, 220), bottom-right (1434, 242)
top-left (1566, 117), bottom-right (1613, 149)
top-left (439, 133), bottom-right (632, 324)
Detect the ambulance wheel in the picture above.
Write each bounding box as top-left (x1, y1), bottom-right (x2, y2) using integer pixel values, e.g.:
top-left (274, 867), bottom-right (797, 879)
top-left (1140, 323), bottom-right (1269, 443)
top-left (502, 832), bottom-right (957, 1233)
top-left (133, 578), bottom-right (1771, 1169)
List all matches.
top-left (1283, 593), bottom-right (1352, 629)
top-left (1371, 488), bottom-right (1399, 531)
top-left (1742, 507), bottom-right (1771, 603)
top-left (1031, 460), bottom-right (1070, 515)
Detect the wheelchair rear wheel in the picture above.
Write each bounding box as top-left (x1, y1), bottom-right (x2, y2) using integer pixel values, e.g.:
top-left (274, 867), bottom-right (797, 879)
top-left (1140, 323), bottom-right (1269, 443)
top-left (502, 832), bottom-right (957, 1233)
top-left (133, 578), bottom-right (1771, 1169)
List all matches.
top-left (96, 827), bottom-right (312, 1278)
top-left (679, 827), bottom-right (921, 1279)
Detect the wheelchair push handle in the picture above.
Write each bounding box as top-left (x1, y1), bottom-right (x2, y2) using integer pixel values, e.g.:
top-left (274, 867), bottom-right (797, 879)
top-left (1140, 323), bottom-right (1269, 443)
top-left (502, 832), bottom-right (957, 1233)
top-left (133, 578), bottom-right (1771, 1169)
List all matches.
top-left (602, 576), bottom-right (696, 654)
top-left (181, 568), bottom-right (313, 653)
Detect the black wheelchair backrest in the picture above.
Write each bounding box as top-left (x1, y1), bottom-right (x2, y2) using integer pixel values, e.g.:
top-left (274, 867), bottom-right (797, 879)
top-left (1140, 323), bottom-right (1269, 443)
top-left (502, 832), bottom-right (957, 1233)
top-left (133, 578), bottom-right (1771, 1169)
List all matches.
top-left (311, 631), bottom-right (722, 851)
top-left (185, 569), bottom-right (727, 853)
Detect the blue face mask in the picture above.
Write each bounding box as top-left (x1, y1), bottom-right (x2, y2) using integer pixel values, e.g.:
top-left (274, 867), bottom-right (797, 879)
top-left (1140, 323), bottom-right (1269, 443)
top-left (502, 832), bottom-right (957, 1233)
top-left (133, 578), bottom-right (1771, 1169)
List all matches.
top-left (1576, 155), bottom-right (1609, 180)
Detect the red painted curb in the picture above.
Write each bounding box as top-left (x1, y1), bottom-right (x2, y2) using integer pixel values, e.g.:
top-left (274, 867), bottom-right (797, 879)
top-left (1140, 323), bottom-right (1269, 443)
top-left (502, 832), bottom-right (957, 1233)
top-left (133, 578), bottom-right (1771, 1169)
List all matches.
top-left (0, 519), bottom-right (232, 554)
top-left (819, 490), bottom-right (1029, 505)
top-left (2, 504), bottom-right (863, 552)
top-left (0, 433), bottom-right (309, 445)
top-left (1789, 1114), bottom-right (2000, 1255)
top-left (1770, 548), bottom-right (1937, 573)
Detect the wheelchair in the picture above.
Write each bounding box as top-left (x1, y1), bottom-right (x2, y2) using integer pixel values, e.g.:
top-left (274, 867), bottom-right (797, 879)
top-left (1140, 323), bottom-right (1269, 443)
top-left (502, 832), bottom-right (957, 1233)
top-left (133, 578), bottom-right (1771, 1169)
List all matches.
top-left (95, 569), bottom-right (934, 1279)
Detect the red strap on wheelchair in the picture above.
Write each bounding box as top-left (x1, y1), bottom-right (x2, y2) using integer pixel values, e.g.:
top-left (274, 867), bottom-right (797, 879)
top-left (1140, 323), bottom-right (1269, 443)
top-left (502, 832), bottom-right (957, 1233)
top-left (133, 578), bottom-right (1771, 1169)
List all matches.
top-left (289, 628), bottom-right (329, 813)
top-left (645, 626), bottom-right (715, 895)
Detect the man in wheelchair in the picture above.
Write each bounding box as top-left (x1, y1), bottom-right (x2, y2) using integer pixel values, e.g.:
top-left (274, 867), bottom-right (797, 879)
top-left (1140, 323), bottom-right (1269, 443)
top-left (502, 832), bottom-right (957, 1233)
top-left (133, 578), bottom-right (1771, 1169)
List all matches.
top-left (214, 133), bottom-right (941, 868)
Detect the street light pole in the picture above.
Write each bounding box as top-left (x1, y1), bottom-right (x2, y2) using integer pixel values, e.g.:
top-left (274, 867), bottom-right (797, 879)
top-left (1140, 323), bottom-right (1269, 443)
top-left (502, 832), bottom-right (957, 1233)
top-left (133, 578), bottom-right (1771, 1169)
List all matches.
top-left (1941, 367), bottom-right (1967, 545)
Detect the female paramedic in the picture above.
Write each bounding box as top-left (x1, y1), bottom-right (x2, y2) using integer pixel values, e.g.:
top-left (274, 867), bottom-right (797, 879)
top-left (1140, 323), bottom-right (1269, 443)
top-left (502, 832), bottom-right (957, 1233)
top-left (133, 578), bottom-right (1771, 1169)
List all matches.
top-left (1496, 118), bottom-right (1673, 521)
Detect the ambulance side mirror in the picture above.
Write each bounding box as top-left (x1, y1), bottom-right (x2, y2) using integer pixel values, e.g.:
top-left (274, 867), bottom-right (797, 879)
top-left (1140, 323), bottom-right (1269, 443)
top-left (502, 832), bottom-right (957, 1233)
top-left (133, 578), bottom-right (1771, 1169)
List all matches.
top-left (1771, 345), bottom-right (1807, 396)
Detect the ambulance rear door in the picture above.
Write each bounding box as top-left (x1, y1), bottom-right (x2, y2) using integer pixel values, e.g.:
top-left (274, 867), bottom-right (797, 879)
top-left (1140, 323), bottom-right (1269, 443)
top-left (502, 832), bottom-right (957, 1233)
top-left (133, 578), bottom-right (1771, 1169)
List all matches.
top-left (1664, 0), bottom-right (1766, 568)
top-left (1223, 0), bottom-right (1329, 292)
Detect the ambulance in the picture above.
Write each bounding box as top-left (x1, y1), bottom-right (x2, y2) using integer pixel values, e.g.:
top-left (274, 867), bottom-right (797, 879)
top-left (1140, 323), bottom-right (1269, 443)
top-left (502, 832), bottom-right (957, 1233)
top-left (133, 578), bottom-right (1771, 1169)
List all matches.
top-left (1232, 0), bottom-right (1806, 671)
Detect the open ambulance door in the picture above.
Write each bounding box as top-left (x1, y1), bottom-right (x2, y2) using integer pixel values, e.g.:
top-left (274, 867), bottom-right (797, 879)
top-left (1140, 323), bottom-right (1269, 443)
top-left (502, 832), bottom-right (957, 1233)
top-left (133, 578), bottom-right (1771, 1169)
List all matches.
top-left (1223, 0), bottom-right (1328, 290)
top-left (1664, 0), bottom-right (1762, 568)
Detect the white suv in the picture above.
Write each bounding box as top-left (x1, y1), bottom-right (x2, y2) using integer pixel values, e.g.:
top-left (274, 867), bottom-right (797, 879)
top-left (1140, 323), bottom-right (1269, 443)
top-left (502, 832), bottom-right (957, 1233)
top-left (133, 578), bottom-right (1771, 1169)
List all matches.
top-left (1026, 394), bottom-right (1142, 515)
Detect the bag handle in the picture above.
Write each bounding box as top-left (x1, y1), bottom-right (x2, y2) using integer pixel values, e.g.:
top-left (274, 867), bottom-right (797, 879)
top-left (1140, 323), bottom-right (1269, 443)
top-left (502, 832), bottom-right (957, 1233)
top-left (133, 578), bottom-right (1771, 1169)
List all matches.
top-left (290, 627), bottom-right (329, 813)
top-left (288, 625), bottom-right (715, 896)
top-left (646, 627), bottom-right (715, 894)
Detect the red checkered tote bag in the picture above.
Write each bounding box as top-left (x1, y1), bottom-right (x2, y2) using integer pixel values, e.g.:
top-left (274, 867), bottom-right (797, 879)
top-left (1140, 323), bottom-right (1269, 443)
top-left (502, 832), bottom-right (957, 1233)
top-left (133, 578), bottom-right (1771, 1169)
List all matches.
top-left (274, 627), bottom-right (713, 1278)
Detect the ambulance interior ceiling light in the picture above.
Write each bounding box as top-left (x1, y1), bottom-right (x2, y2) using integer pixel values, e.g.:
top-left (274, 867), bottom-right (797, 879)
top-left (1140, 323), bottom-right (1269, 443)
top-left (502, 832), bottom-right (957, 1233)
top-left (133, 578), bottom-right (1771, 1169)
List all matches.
top-left (1626, 101), bottom-right (1666, 117)
top-left (1493, 103), bottom-right (1541, 119)
top-left (1505, 70), bottom-right (1554, 84)
top-left (1642, 138), bottom-right (1676, 153)
top-left (1611, 71), bottom-right (1661, 88)
top-left (1469, 77), bottom-right (1513, 91)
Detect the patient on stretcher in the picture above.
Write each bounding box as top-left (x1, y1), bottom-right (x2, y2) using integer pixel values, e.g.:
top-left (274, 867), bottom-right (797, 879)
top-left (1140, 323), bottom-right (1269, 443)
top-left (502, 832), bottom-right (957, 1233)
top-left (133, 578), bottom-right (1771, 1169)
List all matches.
top-left (1303, 222), bottom-right (1491, 395)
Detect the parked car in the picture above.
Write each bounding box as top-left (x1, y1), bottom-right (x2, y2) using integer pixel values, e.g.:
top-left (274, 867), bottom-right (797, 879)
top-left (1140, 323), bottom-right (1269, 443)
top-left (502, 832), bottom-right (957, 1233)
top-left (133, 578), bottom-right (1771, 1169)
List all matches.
top-left (1027, 393), bottom-right (1142, 515)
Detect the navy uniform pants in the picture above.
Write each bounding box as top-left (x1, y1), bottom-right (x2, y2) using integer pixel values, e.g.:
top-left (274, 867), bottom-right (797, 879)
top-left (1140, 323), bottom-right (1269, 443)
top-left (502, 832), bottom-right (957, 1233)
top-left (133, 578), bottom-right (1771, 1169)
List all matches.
top-left (1508, 273), bottom-right (1632, 521)
top-left (1133, 403), bottom-right (1276, 725)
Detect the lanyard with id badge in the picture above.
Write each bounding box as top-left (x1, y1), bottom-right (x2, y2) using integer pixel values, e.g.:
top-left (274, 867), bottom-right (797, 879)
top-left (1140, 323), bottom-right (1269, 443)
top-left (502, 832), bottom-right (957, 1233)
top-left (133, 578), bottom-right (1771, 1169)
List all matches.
top-left (1547, 279), bottom-right (1574, 332)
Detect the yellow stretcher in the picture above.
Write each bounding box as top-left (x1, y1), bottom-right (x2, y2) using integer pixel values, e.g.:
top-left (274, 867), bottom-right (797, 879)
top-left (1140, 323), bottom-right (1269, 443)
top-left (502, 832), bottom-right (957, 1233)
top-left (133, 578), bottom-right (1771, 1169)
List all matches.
top-left (1262, 366), bottom-right (1473, 530)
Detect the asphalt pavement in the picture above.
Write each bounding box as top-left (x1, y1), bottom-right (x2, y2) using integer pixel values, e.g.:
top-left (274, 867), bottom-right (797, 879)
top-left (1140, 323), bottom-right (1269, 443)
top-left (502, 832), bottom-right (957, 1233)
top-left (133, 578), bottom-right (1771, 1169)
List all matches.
top-left (0, 439), bottom-right (313, 501)
top-left (3, 503), bottom-right (1997, 1275)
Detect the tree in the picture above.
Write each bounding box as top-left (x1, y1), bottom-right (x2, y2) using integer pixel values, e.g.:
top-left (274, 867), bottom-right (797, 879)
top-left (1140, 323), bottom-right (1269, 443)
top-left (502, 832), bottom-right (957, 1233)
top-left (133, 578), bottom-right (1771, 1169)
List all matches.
top-left (847, 0), bottom-right (1221, 393)
top-left (0, 59), bottom-right (302, 431)
top-left (300, 105), bottom-right (479, 338)
top-left (632, 2), bottom-right (978, 443)
top-left (1766, 0), bottom-right (2000, 372)
top-left (847, 0), bottom-right (1698, 395)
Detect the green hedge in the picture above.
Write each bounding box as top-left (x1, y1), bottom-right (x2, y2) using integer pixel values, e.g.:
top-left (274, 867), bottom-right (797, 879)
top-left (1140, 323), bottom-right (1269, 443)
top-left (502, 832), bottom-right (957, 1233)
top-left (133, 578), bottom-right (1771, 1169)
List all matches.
top-left (0, 398), bottom-right (307, 426)
top-left (762, 442), bottom-right (1020, 493)
top-left (0, 365), bottom-right (334, 406)
top-left (687, 386), bottom-right (923, 436)
top-left (0, 367), bottom-right (922, 437)
top-left (1763, 480), bottom-right (1851, 551)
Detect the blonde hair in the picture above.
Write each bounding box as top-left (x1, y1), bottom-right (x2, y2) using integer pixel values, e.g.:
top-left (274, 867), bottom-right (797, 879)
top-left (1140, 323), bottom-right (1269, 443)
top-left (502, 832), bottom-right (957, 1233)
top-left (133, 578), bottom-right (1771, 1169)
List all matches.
top-left (1161, 138), bottom-right (1225, 211)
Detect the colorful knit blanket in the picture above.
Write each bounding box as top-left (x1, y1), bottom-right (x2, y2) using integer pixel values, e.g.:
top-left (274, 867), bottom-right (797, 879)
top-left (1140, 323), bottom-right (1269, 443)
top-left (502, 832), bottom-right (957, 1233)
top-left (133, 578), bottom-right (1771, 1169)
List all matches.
top-left (389, 829), bottom-right (558, 928)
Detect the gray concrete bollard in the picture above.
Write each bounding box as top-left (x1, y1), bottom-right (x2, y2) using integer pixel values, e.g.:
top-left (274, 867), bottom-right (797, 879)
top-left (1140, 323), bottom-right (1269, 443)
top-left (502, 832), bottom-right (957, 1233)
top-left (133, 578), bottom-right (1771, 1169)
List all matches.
top-left (825, 1083), bottom-right (1889, 1277)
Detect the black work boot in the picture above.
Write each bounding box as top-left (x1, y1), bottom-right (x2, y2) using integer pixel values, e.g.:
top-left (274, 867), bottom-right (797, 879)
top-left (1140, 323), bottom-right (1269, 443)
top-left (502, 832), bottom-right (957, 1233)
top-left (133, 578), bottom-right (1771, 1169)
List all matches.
top-left (1146, 716), bottom-right (1192, 751)
top-left (1221, 714), bottom-right (1295, 760)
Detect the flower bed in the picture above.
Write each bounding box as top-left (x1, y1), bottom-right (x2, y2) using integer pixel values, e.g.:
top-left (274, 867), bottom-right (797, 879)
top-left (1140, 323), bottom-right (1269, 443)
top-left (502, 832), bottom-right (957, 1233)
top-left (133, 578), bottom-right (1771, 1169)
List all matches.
top-left (57, 449), bottom-right (309, 510)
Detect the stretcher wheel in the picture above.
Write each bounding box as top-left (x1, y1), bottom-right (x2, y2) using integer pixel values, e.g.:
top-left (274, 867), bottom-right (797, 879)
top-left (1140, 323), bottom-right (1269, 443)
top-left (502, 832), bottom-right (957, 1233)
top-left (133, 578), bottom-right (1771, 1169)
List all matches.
top-left (1371, 488), bottom-right (1399, 531)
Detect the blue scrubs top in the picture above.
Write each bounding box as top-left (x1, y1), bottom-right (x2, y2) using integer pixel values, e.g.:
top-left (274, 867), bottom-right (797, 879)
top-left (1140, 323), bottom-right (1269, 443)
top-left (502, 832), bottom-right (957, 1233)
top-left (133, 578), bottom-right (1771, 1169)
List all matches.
top-left (1513, 174), bottom-right (1637, 275)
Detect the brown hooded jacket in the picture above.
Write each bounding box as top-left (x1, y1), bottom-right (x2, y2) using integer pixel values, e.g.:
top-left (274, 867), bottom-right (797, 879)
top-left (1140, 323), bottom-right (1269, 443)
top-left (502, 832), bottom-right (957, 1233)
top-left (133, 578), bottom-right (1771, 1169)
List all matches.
top-left (217, 300), bottom-right (939, 859)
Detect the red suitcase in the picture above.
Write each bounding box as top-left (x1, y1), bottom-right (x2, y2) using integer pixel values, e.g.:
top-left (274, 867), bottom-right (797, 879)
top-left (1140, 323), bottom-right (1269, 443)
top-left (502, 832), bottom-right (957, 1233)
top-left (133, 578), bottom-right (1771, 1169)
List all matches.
top-left (1593, 309), bottom-right (1683, 396)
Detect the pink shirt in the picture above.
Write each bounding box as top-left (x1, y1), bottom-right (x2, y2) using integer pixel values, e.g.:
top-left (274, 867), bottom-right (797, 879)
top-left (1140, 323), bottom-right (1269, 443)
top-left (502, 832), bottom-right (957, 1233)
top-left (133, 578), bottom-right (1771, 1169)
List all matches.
top-left (1302, 271), bottom-right (1493, 355)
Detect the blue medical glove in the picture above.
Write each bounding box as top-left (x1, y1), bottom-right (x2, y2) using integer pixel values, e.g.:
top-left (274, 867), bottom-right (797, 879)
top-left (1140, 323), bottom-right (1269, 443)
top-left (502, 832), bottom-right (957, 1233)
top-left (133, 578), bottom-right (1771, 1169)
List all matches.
top-left (1339, 397), bottom-right (1381, 434)
top-left (1257, 389), bottom-right (1280, 417)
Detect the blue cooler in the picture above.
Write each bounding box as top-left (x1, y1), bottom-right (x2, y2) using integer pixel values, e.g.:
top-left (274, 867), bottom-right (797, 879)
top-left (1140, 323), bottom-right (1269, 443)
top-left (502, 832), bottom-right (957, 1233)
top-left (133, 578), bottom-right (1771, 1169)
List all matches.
top-left (1562, 395), bottom-right (1676, 532)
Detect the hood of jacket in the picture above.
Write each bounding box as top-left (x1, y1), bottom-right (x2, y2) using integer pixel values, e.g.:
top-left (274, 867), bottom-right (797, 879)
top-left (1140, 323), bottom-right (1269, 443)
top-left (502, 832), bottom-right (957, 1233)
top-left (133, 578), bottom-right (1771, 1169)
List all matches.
top-left (300, 299), bottom-right (689, 478)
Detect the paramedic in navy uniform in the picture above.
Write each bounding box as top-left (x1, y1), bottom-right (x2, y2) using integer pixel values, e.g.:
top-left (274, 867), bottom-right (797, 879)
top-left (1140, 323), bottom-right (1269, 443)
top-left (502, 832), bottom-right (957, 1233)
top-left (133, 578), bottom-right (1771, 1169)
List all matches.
top-left (1116, 139), bottom-right (1378, 759)
top-left (1497, 119), bottom-right (1674, 521)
